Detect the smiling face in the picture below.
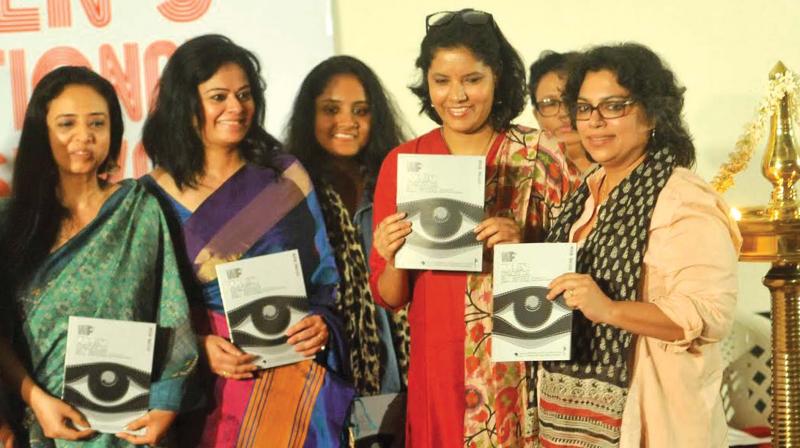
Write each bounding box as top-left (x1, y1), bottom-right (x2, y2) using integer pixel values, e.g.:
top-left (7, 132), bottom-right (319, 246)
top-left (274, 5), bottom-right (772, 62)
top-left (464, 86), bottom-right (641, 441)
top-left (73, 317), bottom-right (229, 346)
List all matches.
top-left (575, 69), bottom-right (653, 171)
top-left (533, 70), bottom-right (581, 147)
top-left (427, 46), bottom-right (496, 135)
top-left (46, 84), bottom-right (111, 178)
top-left (197, 63), bottom-right (255, 151)
top-left (314, 74), bottom-right (371, 158)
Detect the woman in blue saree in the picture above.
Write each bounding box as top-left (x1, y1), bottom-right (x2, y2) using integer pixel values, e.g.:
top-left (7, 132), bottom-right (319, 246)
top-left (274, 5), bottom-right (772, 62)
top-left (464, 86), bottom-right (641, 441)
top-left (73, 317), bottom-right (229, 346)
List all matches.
top-left (0, 66), bottom-right (198, 447)
top-left (141, 34), bottom-right (353, 447)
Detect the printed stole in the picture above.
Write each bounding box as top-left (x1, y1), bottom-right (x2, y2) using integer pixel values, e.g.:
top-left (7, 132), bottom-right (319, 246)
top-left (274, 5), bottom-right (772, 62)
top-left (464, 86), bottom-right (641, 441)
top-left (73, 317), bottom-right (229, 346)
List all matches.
top-left (533, 148), bottom-right (676, 447)
top-left (463, 131), bottom-right (543, 448)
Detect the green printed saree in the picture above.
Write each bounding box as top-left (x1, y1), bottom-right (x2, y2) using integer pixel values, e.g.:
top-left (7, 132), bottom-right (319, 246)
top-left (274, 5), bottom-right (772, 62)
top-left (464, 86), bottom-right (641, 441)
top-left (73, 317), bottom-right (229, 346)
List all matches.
top-left (6, 180), bottom-right (198, 447)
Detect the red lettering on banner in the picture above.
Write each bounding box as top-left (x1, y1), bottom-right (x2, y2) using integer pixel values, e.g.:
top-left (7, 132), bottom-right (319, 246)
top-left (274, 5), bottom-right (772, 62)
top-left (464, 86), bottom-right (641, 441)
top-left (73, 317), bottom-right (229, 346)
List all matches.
top-left (10, 49), bottom-right (27, 130)
top-left (132, 140), bottom-right (149, 177)
top-left (143, 40), bottom-right (176, 110)
top-left (0, 153), bottom-right (9, 197)
top-left (0, 0), bottom-right (40, 33)
top-left (79, 0), bottom-right (110, 27)
top-left (47, 0), bottom-right (111, 28)
top-left (31, 46), bottom-right (91, 87)
top-left (100, 43), bottom-right (142, 121)
top-left (47, 0), bottom-right (70, 27)
top-left (111, 139), bottom-right (150, 182)
top-left (109, 139), bottom-right (127, 183)
top-left (157, 0), bottom-right (211, 22)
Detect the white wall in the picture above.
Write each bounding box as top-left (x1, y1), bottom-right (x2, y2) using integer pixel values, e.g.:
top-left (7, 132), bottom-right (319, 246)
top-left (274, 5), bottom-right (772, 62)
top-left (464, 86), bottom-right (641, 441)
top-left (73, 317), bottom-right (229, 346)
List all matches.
top-left (332, 0), bottom-right (800, 314)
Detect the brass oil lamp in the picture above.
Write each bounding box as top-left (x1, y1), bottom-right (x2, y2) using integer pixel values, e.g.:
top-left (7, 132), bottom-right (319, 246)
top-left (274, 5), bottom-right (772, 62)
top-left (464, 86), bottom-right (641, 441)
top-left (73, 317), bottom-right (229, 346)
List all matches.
top-left (735, 61), bottom-right (800, 447)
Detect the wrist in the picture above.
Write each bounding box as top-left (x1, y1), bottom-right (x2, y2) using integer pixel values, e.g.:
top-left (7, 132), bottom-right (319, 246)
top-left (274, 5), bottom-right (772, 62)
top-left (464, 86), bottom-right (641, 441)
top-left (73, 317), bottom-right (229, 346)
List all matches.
top-left (26, 384), bottom-right (48, 407)
top-left (603, 298), bottom-right (619, 326)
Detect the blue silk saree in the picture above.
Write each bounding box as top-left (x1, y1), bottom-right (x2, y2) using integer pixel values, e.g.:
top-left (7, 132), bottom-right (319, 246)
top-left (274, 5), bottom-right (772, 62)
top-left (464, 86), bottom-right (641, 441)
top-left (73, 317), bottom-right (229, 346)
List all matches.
top-left (143, 155), bottom-right (354, 448)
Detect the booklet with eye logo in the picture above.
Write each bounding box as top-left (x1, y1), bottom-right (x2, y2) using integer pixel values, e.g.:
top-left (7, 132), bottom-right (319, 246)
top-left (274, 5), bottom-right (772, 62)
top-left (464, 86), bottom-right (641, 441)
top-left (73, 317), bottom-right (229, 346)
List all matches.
top-left (215, 249), bottom-right (313, 369)
top-left (395, 153), bottom-right (485, 272)
top-left (492, 243), bottom-right (577, 362)
top-left (63, 316), bottom-right (155, 435)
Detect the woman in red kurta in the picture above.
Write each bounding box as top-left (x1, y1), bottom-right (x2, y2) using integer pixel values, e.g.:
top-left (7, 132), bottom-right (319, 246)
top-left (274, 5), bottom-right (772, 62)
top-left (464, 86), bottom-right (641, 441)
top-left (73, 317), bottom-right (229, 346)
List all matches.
top-left (369, 9), bottom-right (574, 447)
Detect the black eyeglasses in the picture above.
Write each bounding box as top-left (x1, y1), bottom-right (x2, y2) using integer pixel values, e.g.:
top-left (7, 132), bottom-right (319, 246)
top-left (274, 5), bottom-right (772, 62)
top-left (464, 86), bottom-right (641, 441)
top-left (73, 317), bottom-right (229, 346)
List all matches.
top-left (425, 9), bottom-right (493, 33)
top-left (535, 98), bottom-right (567, 117)
top-left (574, 98), bottom-right (636, 121)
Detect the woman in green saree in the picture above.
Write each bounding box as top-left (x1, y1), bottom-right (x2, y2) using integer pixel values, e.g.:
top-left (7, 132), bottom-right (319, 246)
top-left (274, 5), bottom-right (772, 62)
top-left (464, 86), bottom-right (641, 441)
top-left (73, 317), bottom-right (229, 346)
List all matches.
top-left (0, 66), bottom-right (198, 447)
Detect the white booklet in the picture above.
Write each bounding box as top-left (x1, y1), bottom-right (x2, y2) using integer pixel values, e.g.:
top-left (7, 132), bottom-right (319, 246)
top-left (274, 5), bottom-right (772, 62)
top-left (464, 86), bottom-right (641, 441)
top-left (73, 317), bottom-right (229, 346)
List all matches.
top-left (395, 153), bottom-right (485, 272)
top-left (215, 249), bottom-right (312, 369)
top-left (492, 243), bottom-right (577, 362)
top-left (63, 316), bottom-right (155, 434)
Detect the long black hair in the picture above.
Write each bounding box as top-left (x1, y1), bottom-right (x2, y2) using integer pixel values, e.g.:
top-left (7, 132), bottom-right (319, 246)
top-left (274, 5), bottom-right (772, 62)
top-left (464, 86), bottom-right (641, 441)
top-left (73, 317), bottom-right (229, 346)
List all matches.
top-left (563, 43), bottom-right (696, 167)
top-left (142, 34), bottom-right (281, 189)
top-left (0, 66), bottom-right (123, 292)
top-left (409, 9), bottom-right (527, 130)
top-left (284, 55), bottom-right (406, 192)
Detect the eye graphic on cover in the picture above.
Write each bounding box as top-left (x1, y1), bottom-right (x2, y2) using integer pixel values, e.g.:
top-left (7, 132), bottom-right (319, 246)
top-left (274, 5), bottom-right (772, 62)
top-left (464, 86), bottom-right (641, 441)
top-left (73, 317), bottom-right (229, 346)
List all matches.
top-left (228, 295), bottom-right (310, 348)
top-left (63, 362), bottom-right (150, 414)
top-left (397, 198), bottom-right (483, 253)
top-left (493, 286), bottom-right (572, 345)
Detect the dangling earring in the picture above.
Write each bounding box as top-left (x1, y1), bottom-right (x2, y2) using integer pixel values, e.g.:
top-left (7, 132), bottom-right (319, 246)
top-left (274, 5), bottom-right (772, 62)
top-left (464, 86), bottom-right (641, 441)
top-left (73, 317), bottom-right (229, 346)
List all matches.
top-left (650, 128), bottom-right (656, 139)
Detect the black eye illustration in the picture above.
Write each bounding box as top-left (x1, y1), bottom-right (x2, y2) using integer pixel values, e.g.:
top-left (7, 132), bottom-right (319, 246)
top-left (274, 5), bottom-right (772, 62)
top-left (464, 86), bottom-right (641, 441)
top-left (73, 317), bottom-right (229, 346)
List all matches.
top-left (493, 286), bottom-right (572, 344)
top-left (397, 198), bottom-right (484, 253)
top-left (228, 295), bottom-right (309, 348)
top-left (63, 362), bottom-right (150, 414)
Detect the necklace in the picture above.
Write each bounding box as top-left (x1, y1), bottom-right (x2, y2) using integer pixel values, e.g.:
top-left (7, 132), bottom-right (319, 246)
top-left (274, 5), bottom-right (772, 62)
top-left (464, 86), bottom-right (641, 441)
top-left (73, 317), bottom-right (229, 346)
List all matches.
top-left (440, 128), bottom-right (497, 155)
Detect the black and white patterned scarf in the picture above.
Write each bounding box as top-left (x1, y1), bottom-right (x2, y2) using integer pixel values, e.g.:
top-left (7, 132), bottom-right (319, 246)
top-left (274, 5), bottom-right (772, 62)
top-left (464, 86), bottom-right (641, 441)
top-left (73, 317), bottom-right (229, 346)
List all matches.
top-left (316, 182), bottom-right (410, 395)
top-left (531, 147), bottom-right (677, 447)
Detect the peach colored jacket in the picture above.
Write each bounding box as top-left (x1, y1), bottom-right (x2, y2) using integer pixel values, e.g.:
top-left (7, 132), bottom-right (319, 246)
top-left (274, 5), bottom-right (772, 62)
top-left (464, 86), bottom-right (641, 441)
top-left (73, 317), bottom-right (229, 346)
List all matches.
top-left (569, 167), bottom-right (742, 448)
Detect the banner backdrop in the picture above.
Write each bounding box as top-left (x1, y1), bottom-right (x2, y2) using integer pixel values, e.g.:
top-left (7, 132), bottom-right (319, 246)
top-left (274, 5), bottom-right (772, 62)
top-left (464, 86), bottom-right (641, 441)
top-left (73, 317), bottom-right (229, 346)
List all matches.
top-left (0, 0), bottom-right (335, 195)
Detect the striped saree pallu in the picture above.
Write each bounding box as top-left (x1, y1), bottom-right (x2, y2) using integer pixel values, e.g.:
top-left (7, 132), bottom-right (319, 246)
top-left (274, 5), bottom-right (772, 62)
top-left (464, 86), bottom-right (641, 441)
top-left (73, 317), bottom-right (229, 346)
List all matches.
top-left (237, 360), bottom-right (354, 448)
top-left (143, 158), bottom-right (353, 447)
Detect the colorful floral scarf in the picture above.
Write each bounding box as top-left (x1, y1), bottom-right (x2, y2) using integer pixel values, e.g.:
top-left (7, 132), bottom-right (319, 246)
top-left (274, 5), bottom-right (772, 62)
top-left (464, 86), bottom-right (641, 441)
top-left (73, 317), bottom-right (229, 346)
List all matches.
top-left (464, 127), bottom-right (575, 448)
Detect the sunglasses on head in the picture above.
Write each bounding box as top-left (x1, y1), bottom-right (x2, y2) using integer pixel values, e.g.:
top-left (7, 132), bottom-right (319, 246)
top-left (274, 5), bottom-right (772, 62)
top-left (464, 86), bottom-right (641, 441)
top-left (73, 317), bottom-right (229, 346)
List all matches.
top-left (425, 9), bottom-right (494, 33)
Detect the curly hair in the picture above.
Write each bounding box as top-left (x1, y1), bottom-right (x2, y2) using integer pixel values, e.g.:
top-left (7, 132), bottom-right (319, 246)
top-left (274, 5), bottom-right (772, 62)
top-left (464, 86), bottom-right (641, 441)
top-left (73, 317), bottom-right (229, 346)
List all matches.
top-left (284, 55), bottom-right (406, 192)
top-left (409, 9), bottom-right (527, 130)
top-left (528, 50), bottom-right (581, 105)
top-left (563, 43), bottom-right (695, 168)
top-left (142, 34), bottom-right (281, 189)
top-left (0, 66), bottom-right (124, 291)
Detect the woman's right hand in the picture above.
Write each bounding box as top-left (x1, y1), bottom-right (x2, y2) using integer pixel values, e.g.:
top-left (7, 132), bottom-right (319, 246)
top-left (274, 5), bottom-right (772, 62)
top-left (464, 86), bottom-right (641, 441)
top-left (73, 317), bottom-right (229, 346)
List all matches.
top-left (29, 386), bottom-right (95, 441)
top-left (373, 212), bottom-right (412, 265)
top-left (202, 335), bottom-right (259, 380)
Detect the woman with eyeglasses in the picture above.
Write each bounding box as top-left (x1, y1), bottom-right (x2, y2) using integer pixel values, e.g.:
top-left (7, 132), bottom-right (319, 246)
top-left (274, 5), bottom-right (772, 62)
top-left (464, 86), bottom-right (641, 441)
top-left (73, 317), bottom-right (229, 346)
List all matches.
top-left (529, 50), bottom-right (595, 178)
top-left (535, 43), bottom-right (741, 447)
top-left (369, 9), bottom-right (574, 447)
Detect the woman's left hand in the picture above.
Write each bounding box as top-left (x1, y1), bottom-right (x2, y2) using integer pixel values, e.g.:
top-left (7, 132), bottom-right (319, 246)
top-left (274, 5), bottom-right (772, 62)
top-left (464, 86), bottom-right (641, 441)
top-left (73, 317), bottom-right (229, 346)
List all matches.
top-left (547, 273), bottom-right (616, 324)
top-left (116, 409), bottom-right (176, 446)
top-left (474, 217), bottom-right (521, 249)
top-left (286, 315), bottom-right (328, 357)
